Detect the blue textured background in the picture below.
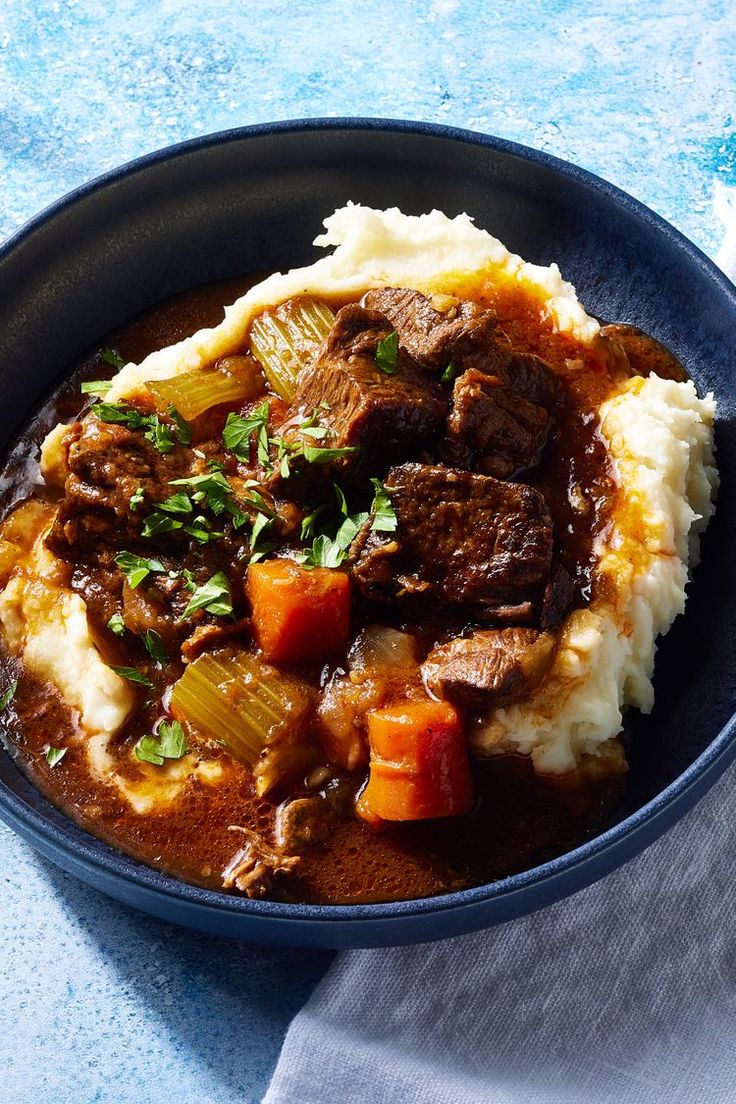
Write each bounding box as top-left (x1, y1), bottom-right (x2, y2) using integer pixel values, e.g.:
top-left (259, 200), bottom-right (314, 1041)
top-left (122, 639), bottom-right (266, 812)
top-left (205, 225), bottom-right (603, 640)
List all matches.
top-left (1, 2), bottom-right (734, 1101)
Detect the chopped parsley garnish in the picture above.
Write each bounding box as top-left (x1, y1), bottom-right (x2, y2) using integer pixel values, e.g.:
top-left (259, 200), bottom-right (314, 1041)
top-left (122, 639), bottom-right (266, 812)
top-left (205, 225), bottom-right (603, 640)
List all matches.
top-left (107, 612), bottom-right (126, 637)
top-left (223, 403), bottom-right (270, 463)
top-left (300, 533), bottom-right (346, 569)
top-left (0, 679), bottom-right (18, 711)
top-left (142, 511), bottom-right (184, 538)
top-left (300, 505), bottom-right (328, 541)
top-left (141, 629), bottom-right (167, 666)
top-left (181, 568), bottom-right (198, 593)
top-left (180, 571), bottom-right (233, 620)
top-left (335, 510), bottom-right (369, 550)
top-left (93, 402), bottom-right (188, 455)
top-left (183, 515), bottom-right (225, 545)
top-left (100, 347), bottom-right (125, 369)
top-left (45, 746), bottom-right (67, 768)
top-left (375, 330), bottom-right (399, 375)
top-left (170, 472), bottom-right (234, 515)
top-left (129, 486), bottom-right (145, 512)
top-left (369, 478), bottom-right (398, 532)
top-left (155, 492), bottom-right (192, 515)
top-left (109, 665), bottom-right (155, 689)
top-left (80, 379), bottom-right (112, 395)
top-left (248, 512), bottom-right (278, 563)
top-left (134, 720), bottom-right (188, 766)
top-left (114, 551), bottom-right (165, 590)
top-left (94, 402), bottom-right (148, 429)
top-left (145, 418), bottom-right (177, 454)
top-left (441, 361), bottom-right (458, 384)
top-left (302, 445), bottom-right (357, 465)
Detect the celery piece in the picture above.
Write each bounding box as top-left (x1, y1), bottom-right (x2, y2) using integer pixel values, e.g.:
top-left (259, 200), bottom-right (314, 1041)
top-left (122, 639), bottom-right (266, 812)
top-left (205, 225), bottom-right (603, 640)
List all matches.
top-left (146, 360), bottom-right (265, 422)
top-left (249, 298), bottom-right (335, 401)
top-left (170, 650), bottom-right (311, 769)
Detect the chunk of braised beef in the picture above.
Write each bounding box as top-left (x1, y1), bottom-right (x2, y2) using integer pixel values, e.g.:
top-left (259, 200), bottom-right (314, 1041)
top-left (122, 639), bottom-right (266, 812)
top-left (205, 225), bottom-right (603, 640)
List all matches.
top-left (287, 304), bottom-right (446, 477)
top-left (275, 796), bottom-right (333, 854)
top-left (362, 287), bottom-right (506, 375)
top-left (45, 414), bottom-right (194, 561)
top-left (351, 463), bottom-right (553, 619)
top-left (503, 352), bottom-right (562, 411)
top-left (421, 627), bottom-right (555, 709)
top-left (442, 368), bottom-right (551, 479)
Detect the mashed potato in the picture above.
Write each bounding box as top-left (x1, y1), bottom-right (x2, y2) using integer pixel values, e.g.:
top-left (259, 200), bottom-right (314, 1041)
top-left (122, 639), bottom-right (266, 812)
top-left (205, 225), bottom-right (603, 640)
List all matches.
top-left (1, 205), bottom-right (718, 785)
top-left (473, 374), bottom-right (717, 773)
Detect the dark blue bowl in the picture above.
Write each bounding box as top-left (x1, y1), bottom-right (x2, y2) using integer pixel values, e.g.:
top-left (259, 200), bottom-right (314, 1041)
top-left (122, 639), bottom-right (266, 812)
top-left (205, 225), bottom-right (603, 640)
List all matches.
top-left (1, 119), bottom-right (735, 948)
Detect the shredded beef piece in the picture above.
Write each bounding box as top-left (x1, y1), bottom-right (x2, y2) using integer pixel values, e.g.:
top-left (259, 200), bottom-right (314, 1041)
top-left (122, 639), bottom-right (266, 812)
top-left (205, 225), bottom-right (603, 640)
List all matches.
top-left (288, 304), bottom-right (446, 475)
top-left (351, 463), bottom-right (553, 618)
top-left (275, 796), bottom-right (333, 854)
top-left (222, 826), bottom-right (300, 898)
top-left (422, 627), bottom-right (555, 709)
top-left (442, 368), bottom-right (551, 479)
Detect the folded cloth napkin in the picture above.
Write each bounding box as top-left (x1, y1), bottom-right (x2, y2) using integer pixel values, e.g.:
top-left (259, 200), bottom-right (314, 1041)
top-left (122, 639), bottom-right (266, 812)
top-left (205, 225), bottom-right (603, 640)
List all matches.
top-left (264, 194), bottom-right (736, 1104)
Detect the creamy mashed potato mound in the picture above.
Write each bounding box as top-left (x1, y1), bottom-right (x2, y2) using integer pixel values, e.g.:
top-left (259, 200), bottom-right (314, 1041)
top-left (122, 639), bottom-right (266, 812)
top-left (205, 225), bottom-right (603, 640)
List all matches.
top-left (1, 205), bottom-right (718, 791)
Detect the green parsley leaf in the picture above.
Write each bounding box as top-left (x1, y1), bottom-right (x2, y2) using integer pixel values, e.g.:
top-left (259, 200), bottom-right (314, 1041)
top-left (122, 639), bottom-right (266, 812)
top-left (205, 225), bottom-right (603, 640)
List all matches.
top-left (94, 403), bottom-right (148, 429)
top-left (142, 511), bottom-right (184, 538)
top-left (302, 445), bottom-right (357, 465)
top-left (441, 361), bottom-right (458, 384)
top-left (134, 720), bottom-right (188, 767)
top-left (144, 418), bottom-right (177, 454)
top-left (180, 571), bottom-right (233, 620)
top-left (300, 505), bottom-right (328, 541)
top-left (107, 612), bottom-right (126, 637)
top-left (299, 425), bottom-right (332, 441)
top-left (181, 568), bottom-right (198, 593)
top-left (375, 330), bottom-right (399, 375)
top-left (0, 679), bottom-right (18, 711)
top-left (129, 486), bottom-right (145, 512)
top-left (168, 405), bottom-right (192, 446)
top-left (183, 515), bottom-right (225, 545)
top-left (302, 534), bottom-right (346, 569)
top-left (155, 492), bottom-right (192, 515)
top-left (335, 511), bottom-right (369, 551)
top-left (114, 551), bottom-right (165, 590)
top-left (169, 472), bottom-right (234, 516)
top-left (80, 379), bottom-right (112, 395)
top-left (109, 665), bottom-right (155, 689)
top-left (334, 484), bottom-right (349, 516)
top-left (248, 512), bottom-right (278, 563)
top-left (100, 347), bottom-right (125, 370)
top-left (370, 478), bottom-right (398, 532)
top-left (141, 629), bottom-right (167, 666)
top-left (222, 403), bottom-right (270, 461)
top-left (134, 735), bottom-right (166, 766)
top-left (45, 746), bottom-right (67, 768)
top-left (158, 720), bottom-right (188, 758)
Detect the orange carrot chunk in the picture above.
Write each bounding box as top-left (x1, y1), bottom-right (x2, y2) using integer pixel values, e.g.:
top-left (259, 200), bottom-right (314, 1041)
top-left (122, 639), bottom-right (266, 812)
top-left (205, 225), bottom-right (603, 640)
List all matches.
top-left (247, 558), bottom-right (351, 664)
top-left (357, 699), bottom-right (474, 824)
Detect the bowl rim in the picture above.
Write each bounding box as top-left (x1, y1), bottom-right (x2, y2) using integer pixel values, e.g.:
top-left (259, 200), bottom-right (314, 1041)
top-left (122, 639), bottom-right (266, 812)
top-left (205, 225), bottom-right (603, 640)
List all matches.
top-left (1, 115), bottom-right (736, 928)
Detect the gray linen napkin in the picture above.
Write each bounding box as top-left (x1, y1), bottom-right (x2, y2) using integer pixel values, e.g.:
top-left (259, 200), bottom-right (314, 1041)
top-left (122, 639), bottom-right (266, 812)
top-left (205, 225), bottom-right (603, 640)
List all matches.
top-left (264, 201), bottom-right (736, 1104)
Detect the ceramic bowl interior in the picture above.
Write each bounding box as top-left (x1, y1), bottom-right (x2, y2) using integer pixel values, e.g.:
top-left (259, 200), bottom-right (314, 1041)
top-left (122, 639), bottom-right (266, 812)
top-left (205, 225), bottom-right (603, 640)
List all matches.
top-left (1, 119), bottom-right (735, 947)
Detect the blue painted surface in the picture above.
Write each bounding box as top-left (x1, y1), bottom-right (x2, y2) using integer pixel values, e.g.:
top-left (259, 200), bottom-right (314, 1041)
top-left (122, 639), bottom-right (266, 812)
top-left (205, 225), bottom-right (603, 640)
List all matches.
top-left (0, 2), bottom-right (733, 1102)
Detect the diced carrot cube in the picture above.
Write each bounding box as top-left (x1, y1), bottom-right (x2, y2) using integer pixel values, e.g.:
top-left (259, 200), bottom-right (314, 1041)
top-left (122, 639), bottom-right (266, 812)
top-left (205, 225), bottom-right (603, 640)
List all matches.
top-left (247, 558), bottom-right (350, 664)
top-left (357, 699), bottom-right (474, 823)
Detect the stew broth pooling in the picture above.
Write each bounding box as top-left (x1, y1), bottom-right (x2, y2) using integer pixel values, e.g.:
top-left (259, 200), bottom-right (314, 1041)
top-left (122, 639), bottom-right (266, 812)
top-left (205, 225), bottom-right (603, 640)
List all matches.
top-left (0, 275), bottom-right (677, 905)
